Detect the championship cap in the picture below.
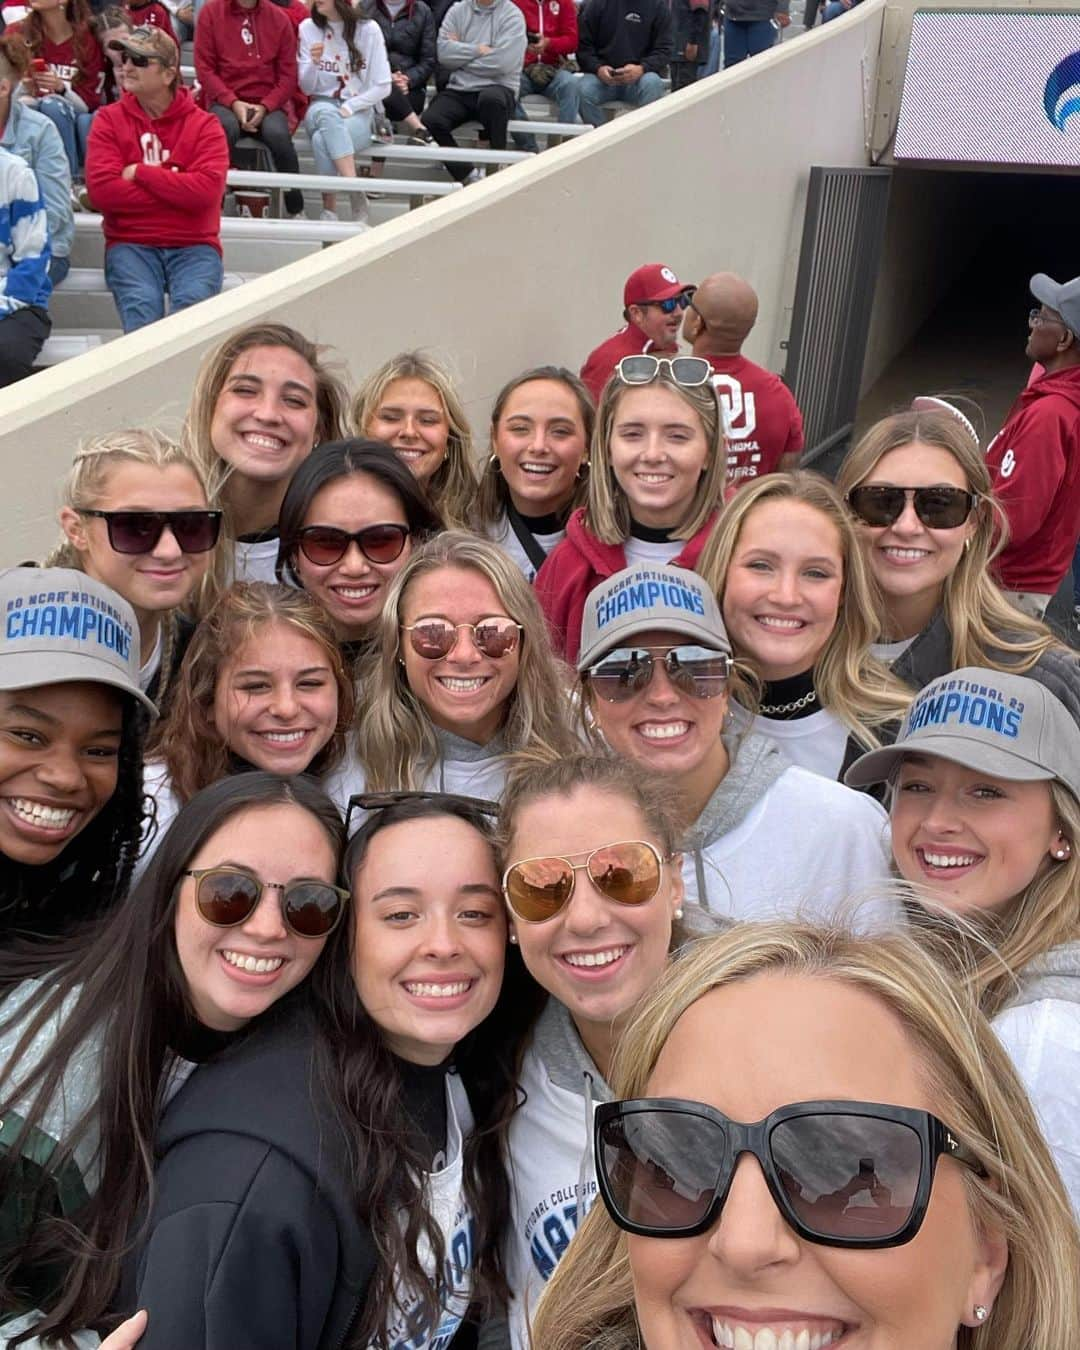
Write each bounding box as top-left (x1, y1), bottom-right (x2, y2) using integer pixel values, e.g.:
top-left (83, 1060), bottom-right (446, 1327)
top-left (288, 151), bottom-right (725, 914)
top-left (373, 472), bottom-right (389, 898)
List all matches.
top-left (623, 264), bottom-right (689, 308)
top-left (108, 24), bottom-right (179, 67)
top-left (1029, 272), bottom-right (1080, 337)
top-left (577, 564), bottom-right (731, 671)
top-left (844, 666), bottom-right (1080, 800)
top-left (0, 568), bottom-right (157, 715)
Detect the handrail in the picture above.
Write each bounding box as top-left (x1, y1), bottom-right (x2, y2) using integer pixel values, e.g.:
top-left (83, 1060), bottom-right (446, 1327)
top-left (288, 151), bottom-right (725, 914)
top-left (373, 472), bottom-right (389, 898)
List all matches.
top-left (72, 212), bottom-right (369, 241)
top-left (226, 169), bottom-right (462, 197)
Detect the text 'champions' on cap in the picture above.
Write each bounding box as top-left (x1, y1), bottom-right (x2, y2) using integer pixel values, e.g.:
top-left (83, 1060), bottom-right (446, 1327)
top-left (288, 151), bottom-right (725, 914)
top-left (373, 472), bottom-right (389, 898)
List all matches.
top-left (577, 564), bottom-right (731, 670)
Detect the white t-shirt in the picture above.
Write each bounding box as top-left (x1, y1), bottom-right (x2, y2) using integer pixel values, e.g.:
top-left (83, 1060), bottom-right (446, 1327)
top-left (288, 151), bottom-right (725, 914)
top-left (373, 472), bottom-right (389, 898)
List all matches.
top-left (134, 759), bottom-right (181, 882)
top-left (730, 703), bottom-right (850, 780)
top-left (138, 626), bottom-right (162, 694)
top-left (622, 535), bottom-right (686, 567)
top-left (487, 511), bottom-right (567, 583)
top-left (682, 765), bottom-right (896, 929)
top-left (232, 536), bottom-right (281, 585)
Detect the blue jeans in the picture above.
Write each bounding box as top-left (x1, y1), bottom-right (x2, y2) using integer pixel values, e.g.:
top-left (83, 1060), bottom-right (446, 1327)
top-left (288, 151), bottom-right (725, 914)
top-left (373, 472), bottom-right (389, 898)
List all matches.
top-left (36, 96), bottom-right (93, 177)
top-left (105, 243), bottom-right (223, 333)
top-left (722, 17), bottom-right (776, 67)
top-left (511, 67), bottom-right (582, 149)
top-left (578, 71), bottom-right (665, 127)
top-left (304, 101), bottom-right (374, 176)
top-left (48, 255), bottom-right (70, 286)
top-left (822, 1), bottom-right (847, 17)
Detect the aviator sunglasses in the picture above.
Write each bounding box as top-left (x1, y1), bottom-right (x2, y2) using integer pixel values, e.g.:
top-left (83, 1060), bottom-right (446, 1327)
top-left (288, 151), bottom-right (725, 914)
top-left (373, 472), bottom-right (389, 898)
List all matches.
top-left (586, 645), bottom-right (731, 704)
top-left (296, 522), bottom-right (410, 568)
top-left (503, 840), bottom-right (667, 923)
top-left (79, 508), bottom-right (222, 555)
top-left (595, 1097), bottom-right (987, 1249)
top-left (401, 615), bottom-right (522, 660)
top-left (846, 485), bottom-right (976, 530)
top-left (615, 354), bottom-right (713, 388)
top-left (184, 866), bottom-right (348, 939)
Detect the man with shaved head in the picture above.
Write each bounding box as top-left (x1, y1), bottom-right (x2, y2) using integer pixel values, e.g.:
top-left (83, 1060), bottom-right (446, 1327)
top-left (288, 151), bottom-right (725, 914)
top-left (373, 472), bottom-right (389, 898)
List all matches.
top-left (683, 271), bottom-right (804, 485)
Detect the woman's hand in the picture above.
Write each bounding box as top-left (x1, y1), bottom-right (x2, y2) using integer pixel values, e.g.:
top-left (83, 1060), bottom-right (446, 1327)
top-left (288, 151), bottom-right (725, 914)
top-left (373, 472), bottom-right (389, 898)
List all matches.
top-left (310, 40), bottom-right (324, 60)
top-left (338, 104), bottom-right (354, 117)
top-left (100, 1311), bottom-right (148, 1350)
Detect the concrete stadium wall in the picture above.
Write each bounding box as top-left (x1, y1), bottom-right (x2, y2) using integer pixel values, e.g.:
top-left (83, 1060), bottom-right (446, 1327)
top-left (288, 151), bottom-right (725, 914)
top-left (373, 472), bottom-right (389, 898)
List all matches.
top-left (0, 0), bottom-right (885, 562)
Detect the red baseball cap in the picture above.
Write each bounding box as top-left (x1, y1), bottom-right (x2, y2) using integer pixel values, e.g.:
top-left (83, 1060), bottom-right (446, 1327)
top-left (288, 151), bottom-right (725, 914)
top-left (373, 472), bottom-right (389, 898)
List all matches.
top-left (623, 264), bottom-right (688, 308)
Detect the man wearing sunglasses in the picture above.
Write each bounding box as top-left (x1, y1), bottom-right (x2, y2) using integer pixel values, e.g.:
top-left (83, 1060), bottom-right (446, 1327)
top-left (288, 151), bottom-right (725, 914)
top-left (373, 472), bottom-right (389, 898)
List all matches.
top-left (580, 262), bottom-right (694, 402)
top-left (985, 272), bottom-right (1080, 619)
top-left (683, 270), bottom-right (804, 486)
top-left (85, 27), bottom-right (228, 334)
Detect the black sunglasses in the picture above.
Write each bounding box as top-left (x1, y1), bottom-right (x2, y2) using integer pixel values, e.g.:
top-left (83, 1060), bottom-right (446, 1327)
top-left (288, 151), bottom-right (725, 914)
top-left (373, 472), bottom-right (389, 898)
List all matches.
top-left (295, 523), bottom-right (410, 568)
top-left (637, 291), bottom-right (695, 315)
top-left (585, 645), bottom-right (731, 704)
top-left (345, 789), bottom-right (499, 834)
top-left (595, 1097), bottom-right (986, 1249)
top-left (114, 48), bottom-right (158, 66)
top-left (846, 485), bottom-right (976, 530)
top-left (184, 866), bottom-right (348, 939)
top-left (79, 508), bottom-right (222, 554)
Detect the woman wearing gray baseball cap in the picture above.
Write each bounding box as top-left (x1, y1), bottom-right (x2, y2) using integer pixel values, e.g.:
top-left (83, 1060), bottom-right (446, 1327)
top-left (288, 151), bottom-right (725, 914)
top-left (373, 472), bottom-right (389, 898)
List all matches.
top-left (0, 567), bottom-right (153, 943)
top-left (846, 666), bottom-right (1080, 1213)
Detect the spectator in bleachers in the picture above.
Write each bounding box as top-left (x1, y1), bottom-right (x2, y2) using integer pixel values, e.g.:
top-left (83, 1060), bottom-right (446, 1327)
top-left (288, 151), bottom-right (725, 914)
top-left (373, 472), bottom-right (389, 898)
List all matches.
top-left (370, 0), bottom-right (437, 141)
top-left (580, 262), bottom-right (693, 403)
top-left (95, 7), bottom-right (135, 102)
top-left (722, 0), bottom-right (788, 68)
top-left (986, 273), bottom-right (1080, 620)
top-left (194, 0), bottom-right (305, 218)
top-left (85, 25), bottom-right (228, 333)
top-left (0, 141), bottom-right (51, 384)
top-left (13, 0), bottom-right (105, 181)
top-left (298, 0), bottom-right (391, 223)
top-left (683, 270), bottom-right (804, 485)
top-left (123, 0), bottom-right (175, 38)
top-left (509, 0), bottom-right (579, 152)
top-left (420, 0), bottom-right (526, 185)
top-left (668, 0), bottom-right (709, 89)
top-left (575, 0), bottom-right (671, 129)
top-left (0, 33), bottom-right (74, 284)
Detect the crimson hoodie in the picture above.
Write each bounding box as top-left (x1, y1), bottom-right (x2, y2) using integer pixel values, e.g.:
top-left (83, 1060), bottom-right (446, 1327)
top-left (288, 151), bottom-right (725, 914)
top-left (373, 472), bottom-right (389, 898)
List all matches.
top-left (511, 0), bottom-right (577, 66)
top-left (85, 87), bottom-right (229, 252)
top-left (580, 323), bottom-right (678, 403)
top-left (194, 0), bottom-right (298, 113)
top-left (986, 365), bottom-right (1080, 594)
top-left (535, 506), bottom-right (718, 662)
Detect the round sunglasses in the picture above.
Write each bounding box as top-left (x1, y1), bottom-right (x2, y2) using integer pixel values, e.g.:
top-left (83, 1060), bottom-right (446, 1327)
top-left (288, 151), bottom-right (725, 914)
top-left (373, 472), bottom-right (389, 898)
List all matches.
top-left (595, 1097), bottom-right (986, 1249)
top-left (846, 485), bottom-right (976, 530)
top-left (502, 840), bottom-right (667, 923)
top-left (184, 866), bottom-right (349, 939)
top-left (78, 508), bottom-right (222, 555)
top-left (296, 522), bottom-right (410, 568)
top-left (615, 354), bottom-right (713, 388)
top-left (401, 615), bottom-right (522, 660)
top-left (586, 645), bottom-right (731, 704)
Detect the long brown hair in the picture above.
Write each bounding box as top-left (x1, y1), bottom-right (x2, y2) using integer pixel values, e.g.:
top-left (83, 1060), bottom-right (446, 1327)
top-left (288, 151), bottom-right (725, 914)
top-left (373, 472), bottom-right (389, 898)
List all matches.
top-left (18, 0), bottom-right (94, 85)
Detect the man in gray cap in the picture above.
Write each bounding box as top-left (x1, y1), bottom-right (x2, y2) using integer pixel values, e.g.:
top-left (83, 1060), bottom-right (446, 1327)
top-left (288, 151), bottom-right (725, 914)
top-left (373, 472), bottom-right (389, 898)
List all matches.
top-left (986, 273), bottom-right (1080, 618)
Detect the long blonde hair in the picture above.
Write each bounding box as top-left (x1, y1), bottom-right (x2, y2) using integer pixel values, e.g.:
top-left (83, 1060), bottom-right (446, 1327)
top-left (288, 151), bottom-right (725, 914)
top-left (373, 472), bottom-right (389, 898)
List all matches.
top-left (586, 370), bottom-right (727, 546)
top-left (836, 409), bottom-right (1062, 672)
top-left (350, 351), bottom-right (476, 529)
top-left (696, 471), bottom-right (911, 748)
top-left (531, 921), bottom-right (1080, 1350)
top-left (353, 532), bottom-right (579, 790)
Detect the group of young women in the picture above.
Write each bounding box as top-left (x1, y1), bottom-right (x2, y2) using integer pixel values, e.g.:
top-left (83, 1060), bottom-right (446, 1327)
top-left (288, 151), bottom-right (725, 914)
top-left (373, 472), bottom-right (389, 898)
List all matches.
top-left (1, 319), bottom-right (1078, 1350)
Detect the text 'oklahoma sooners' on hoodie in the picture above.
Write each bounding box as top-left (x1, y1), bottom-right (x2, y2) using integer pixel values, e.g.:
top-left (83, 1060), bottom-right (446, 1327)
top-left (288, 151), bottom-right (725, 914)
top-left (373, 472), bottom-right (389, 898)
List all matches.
top-left (86, 88), bottom-right (229, 252)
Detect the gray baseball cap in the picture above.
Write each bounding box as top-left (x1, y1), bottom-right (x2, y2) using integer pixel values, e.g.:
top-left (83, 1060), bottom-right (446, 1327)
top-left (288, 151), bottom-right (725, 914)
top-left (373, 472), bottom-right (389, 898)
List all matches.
top-left (844, 666), bottom-right (1080, 799)
top-left (0, 568), bottom-right (157, 715)
top-left (1030, 272), bottom-right (1080, 337)
top-left (577, 564), bottom-right (730, 671)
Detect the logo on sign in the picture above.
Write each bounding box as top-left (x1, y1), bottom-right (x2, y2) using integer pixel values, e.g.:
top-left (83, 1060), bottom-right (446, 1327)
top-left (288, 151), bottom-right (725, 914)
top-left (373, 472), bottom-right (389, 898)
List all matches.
top-left (1044, 50), bottom-right (1080, 130)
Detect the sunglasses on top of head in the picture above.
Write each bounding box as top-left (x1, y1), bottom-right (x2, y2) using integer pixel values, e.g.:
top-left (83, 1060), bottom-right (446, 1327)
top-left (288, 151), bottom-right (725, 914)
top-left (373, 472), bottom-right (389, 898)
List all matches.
top-left (503, 840), bottom-right (669, 923)
top-left (79, 508), bottom-right (222, 554)
top-left (594, 1096), bottom-right (987, 1249)
top-left (615, 354), bottom-right (713, 389)
top-left (586, 645), bottom-right (731, 704)
top-left (184, 866), bottom-right (349, 939)
top-left (846, 485), bottom-right (976, 530)
top-left (401, 615), bottom-right (522, 660)
top-left (295, 522), bottom-right (410, 568)
top-left (637, 290), bottom-right (696, 315)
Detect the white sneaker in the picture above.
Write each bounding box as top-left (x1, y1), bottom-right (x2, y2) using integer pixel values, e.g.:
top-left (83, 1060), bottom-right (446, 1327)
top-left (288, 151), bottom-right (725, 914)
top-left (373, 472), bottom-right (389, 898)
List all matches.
top-left (319, 208), bottom-right (338, 222)
top-left (287, 210), bottom-right (307, 220)
top-left (463, 168), bottom-right (483, 185)
top-left (351, 193), bottom-right (370, 225)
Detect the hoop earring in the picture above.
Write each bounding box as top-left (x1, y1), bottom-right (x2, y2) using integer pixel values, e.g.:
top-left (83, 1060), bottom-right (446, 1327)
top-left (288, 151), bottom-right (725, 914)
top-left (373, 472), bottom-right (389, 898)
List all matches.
top-left (575, 458), bottom-right (590, 480)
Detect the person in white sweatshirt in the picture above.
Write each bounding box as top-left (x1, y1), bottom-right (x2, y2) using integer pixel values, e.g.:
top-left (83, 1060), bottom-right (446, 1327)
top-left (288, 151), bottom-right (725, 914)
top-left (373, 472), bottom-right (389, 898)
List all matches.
top-left (575, 564), bottom-right (897, 927)
top-left (846, 665), bottom-right (1080, 1214)
top-left (297, 0), bottom-right (392, 220)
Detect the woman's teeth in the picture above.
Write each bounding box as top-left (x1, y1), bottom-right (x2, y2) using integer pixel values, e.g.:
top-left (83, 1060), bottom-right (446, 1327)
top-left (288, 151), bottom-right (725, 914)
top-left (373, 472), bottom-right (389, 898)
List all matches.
top-left (259, 730), bottom-right (307, 744)
top-left (242, 432), bottom-right (285, 451)
top-left (563, 945), bottom-right (628, 968)
top-left (8, 798), bottom-right (77, 829)
top-left (921, 850), bottom-right (980, 868)
top-left (757, 616), bottom-right (805, 630)
top-left (222, 950), bottom-right (284, 973)
top-left (712, 1324), bottom-right (844, 1350)
top-left (882, 547), bottom-right (930, 560)
top-left (333, 584), bottom-right (377, 599)
top-left (639, 721), bottom-right (690, 740)
top-left (636, 472), bottom-right (672, 484)
top-left (437, 676), bottom-right (487, 691)
top-left (521, 462), bottom-right (556, 476)
top-left (404, 980), bottom-right (472, 997)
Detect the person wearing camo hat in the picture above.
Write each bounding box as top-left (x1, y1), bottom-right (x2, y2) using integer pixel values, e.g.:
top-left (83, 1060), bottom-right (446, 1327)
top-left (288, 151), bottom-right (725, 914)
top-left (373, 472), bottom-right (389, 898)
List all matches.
top-left (846, 665), bottom-right (1080, 1214)
top-left (0, 567), bottom-right (152, 943)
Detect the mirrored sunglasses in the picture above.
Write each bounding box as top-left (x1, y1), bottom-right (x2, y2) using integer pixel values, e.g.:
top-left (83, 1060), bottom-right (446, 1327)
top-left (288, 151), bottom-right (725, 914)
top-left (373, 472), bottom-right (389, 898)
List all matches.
top-left (586, 645), bottom-right (731, 703)
top-left (402, 615), bottom-right (522, 660)
top-left (502, 840), bottom-right (666, 923)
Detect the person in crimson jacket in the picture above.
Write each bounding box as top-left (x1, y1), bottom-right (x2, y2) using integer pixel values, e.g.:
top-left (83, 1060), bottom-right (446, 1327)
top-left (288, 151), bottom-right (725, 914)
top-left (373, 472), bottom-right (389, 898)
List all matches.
top-left (509, 0), bottom-right (580, 152)
top-left (85, 26), bottom-right (228, 333)
top-left (576, 0), bottom-right (671, 128)
top-left (123, 0), bottom-right (175, 37)
top-left (12, 0), bottom-right (105, 179)
top-left (194, 0), bottom-right (304, 217)
top-left (683, 270), bottom-right (804, 488)
top-left (580, 262), bottom-right (694, 403)
top-left (986, 273), bottom-right (1080, 619)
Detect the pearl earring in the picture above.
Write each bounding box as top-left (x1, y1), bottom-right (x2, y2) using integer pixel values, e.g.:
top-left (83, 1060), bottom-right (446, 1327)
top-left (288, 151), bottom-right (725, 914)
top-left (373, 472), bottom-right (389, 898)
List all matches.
top-left (508, 933), bottom-right (518, 945)
top-left (974, 1306), bottom-right (988, 1322)
top-left (1054, 848), bottom-right (1069, 860)
top-left (673, 907), bottom-right (684, 919)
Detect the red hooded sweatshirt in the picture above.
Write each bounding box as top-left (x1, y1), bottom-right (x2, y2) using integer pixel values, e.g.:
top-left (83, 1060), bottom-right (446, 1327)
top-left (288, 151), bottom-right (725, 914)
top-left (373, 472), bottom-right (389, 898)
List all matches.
top-left (86, 87), bottom-right (229, 252)
top-left (535, 507), bottom-right (718, 662)
top-left (194, 0), bottom-right (299, 113)
top-left (986, 365), bottom-right (1080, 594)
top-left (580, 323), bottom-right (678, 404)
top-left (511, 0), bottom-right (577, 66)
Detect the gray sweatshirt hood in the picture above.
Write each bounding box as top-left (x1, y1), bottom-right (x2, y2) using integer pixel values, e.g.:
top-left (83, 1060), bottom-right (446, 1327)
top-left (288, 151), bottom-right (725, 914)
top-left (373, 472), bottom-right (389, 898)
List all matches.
top-left (1006, 941), bottom-right (1080, 1009)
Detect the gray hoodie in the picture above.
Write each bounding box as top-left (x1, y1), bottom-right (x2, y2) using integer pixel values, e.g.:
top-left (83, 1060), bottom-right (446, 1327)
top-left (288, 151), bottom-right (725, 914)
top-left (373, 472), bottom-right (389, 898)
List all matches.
top-left (437, 0), bottom-right (527, 92)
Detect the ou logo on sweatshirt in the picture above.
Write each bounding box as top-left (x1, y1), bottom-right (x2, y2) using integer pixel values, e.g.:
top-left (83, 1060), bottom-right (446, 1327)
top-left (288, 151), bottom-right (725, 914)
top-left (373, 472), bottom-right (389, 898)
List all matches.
top-left (711, 372), bottom-right (757, 441)
top-left (140, 132), bottom-right (171, 165)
